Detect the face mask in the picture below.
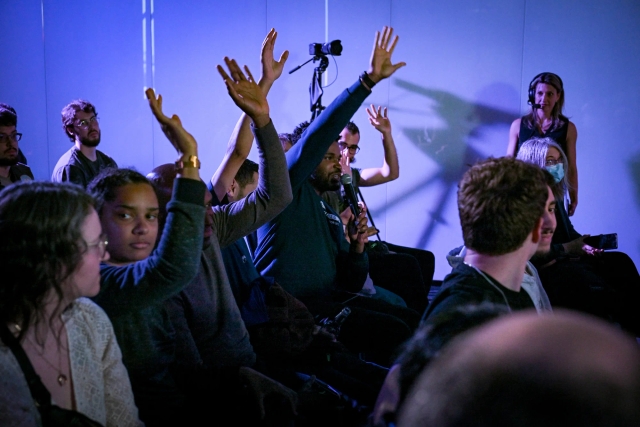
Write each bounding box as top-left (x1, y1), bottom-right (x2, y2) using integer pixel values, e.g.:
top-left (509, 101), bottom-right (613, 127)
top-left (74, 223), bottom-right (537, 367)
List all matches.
top-left (546, 163), bottom-right (564, 183)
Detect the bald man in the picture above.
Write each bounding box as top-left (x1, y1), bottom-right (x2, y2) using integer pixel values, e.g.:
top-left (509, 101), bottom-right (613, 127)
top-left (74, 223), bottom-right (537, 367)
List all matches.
top-left (398, 310), bottom-right (640, 427)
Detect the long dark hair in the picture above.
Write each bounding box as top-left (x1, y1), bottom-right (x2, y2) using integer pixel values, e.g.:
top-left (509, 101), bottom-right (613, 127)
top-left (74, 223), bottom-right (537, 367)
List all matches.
top-left (0, 181), bottom-right (95, 342)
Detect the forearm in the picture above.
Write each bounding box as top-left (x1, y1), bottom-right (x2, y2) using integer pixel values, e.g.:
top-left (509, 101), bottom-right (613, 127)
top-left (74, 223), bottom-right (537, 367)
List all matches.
top-left (213, 120), bottom-right (292, 246)
top-left (381, 131), bottom-right (399, 180)
top-left (94, 179), bottom-right (206, 315)
top-left (211, 113), bottom-right (254, 200)
top-left (287, 79), bottom-right (371, 189)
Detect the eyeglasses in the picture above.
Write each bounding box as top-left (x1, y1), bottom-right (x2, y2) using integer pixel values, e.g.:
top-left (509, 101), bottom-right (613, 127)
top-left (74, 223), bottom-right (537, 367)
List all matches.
top-left (86, 233), bottom-right (109, 258)
top-left (75, 116), bottom-right (99, 129)
top-left (0, 133), bottom-right (22, 144)
top-left (545, 158), bottom-right (561, 166)
top-left (338, 142), bottom-right (360, 153)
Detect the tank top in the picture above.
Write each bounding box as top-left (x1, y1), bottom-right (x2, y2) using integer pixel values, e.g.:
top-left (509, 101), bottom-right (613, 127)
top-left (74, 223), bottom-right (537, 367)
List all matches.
top-left (517, 114), bottom-right (569, 155)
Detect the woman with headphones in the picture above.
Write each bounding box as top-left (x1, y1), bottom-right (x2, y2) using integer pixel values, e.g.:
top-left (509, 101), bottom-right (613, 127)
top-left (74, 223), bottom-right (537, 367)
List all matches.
top-left (507, 72), bottom-right (579, 216)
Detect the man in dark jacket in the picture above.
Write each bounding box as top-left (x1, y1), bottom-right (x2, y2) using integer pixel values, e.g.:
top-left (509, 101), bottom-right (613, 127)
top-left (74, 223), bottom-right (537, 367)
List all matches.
top-left (423, 157), bottom-right (555, 322)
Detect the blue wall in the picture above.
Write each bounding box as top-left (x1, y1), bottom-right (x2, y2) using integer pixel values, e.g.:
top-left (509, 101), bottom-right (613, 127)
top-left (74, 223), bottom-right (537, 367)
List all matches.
top-left (2, 0), bottom-right (639, 279)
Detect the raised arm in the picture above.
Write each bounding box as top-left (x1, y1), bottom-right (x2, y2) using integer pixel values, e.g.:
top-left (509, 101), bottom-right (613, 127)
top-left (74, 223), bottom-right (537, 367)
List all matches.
top-left (359, 105), bottom-right (400, 187)
top-left (566, 121), bottom-right (578, 216)
top-left (211, 58), bottom-right (292, 246)
top-left (286, 26), bottom-right (406, 191)
top-left (95, 90), bottom-right (206, 314)
top-left (210, 29), bottom-right (289, 200)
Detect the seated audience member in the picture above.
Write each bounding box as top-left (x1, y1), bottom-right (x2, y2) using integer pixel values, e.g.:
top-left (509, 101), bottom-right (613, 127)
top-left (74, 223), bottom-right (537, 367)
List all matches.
top-left (320, 113), bottom-right (434, 313)
top-left (446, 245), bottom-right (552, 313)
top-left (371, 302), bottom-right (509, 427)
top-left (0, 182), bottom-right (142, 426)
top-left (87, 90), bottom-right (207, 426)
top-left (252, 26), bottom-right (418, 364)
top-left (52, 99), bottom-right (117, 187)
top-left (422, 157), bottom-right (555, 322)
top-left (517, 137), bottom-right (640, 335)
top-left (0, 104), bottom-right (33, 191)
top-left (398, 310), bottom-right (640, 427)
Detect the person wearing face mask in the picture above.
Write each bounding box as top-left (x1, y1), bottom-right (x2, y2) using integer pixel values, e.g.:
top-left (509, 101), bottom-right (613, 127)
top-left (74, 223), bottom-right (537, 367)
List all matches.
top-left (517, 137), bottom-right (640, 337)
top-left (507, 72), bottom-right (579, 216)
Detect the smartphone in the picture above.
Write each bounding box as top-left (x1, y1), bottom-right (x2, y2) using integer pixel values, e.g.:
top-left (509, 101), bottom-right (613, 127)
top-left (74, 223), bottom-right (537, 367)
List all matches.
top-left (583, 233), bottom-right (618, 250)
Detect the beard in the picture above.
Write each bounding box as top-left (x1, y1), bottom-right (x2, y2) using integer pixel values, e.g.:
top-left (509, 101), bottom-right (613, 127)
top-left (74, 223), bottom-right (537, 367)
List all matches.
top-left (80, 131), bottom-right (101, 147)
top-left (309, 172), bottom-right (340, 193)
top-left (0, 156), bottom-right (18, 166)
top-left (349, 156), bottom-right (356, 164)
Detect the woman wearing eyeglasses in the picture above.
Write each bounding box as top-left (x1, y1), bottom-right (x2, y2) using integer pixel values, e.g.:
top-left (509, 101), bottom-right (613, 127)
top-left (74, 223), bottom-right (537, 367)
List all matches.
top-left (0, 182), bottom-right (142, 426)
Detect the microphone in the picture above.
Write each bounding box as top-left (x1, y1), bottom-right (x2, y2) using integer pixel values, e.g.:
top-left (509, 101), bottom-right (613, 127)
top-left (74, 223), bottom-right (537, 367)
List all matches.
top-left (340, 174), bottom-right (360, 217)
top-left (532, 103), bottom-right (542, 108)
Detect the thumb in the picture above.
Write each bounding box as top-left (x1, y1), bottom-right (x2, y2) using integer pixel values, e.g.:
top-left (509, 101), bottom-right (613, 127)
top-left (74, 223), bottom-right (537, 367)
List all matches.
top-left (392, 62), bottom-right (407, 72)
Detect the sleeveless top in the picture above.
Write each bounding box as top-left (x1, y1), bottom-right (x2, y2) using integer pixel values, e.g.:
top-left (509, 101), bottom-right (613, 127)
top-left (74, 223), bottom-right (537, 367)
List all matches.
top-left (517, 114), bottom-right (569, 155)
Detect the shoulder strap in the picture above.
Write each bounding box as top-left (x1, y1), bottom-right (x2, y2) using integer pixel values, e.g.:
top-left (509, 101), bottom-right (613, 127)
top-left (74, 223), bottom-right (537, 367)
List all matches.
top-left (0, 324), bottom-right (53, 408)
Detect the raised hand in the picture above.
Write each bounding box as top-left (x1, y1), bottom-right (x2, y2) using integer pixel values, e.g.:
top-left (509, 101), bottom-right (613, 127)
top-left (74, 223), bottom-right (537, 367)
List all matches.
top-left (368, 26), bottom-right (406, 83)
top-left (217, 57), bottom-right (270, 127)
top-left (145, 88), bottom-right (197, 158)
top-left (339, 149), bottom-right (352, 177)
top-left (366, 104), bottom-right (392, 135)
top-left (260, 28), bottom-right (289, 87)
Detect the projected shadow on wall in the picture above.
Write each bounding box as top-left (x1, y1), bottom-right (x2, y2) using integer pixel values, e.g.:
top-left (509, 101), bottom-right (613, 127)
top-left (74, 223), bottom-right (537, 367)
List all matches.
top-left (373, 78), bottom-right (518, 248)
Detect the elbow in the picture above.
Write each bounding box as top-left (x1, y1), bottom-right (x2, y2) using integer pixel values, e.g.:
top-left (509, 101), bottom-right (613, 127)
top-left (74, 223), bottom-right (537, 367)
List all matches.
top-left (388, 170), bottom-right (399, 181)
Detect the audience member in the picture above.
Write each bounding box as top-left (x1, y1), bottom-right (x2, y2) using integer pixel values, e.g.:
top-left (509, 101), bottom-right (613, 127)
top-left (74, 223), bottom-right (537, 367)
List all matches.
top-left (518, 137), bottom-right (640, 335)
top-left (422, 157), bottom-right (555, 322)
top-left (331, 112), bottom-right (435, 313)
top-left (52, 99), bottom-right (117, 187)
top-left (0, 104), bottom-right (33, 191)
top-left (370, 302), bottom-right (509, 427)
top-left (398, 310), bottom-right (640, 427)
top-left (87, 89), bottom-right (206, 426)
top-left (507, 72), bottom-right (579, 215)
top-left (252, 26), bottom-right (418, 365)
top-left (0, 182), bottom-right (141, 426)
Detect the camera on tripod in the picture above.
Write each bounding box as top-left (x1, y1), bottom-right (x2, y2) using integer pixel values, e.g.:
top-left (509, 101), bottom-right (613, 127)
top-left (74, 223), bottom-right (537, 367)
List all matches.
top-left (309, 40), bottom-right (343, 57)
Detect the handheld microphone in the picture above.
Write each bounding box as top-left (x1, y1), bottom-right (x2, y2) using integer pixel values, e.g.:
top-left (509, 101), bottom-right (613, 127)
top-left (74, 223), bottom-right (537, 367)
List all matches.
top-left (340, 174), bottom-right (360, 217)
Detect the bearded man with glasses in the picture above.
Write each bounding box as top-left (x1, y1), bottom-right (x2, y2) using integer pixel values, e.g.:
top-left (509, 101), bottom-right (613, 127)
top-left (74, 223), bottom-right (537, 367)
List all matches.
top-left (0, 103), bottom-right (33, 191)
top-left (52, 99), bottom-right (118, 188)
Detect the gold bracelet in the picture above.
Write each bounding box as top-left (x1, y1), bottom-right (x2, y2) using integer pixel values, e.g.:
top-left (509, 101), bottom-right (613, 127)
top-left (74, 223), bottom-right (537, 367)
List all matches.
top-left (175, 155), bottom-right (201, 170)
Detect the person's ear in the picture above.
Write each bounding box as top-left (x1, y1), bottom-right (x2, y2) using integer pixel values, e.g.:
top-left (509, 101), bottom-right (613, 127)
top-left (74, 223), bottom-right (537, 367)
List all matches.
top-left (65, 125), bottom-right (75, 138)
top-left (226, 179), bottom-right (238, 199)
top-left (531, 217), bottom-right (544, 244)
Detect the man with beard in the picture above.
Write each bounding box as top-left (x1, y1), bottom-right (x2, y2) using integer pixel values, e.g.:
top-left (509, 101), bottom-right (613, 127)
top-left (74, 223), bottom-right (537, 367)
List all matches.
top-left (0, 104), bottom-right (33, 191)
top-left (52, 99), bottom-right (117, 187)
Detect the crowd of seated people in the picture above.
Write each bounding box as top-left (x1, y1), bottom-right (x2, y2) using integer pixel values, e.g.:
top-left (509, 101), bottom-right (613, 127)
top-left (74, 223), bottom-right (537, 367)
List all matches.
top-left (1, 25), bottom-right (639, 427)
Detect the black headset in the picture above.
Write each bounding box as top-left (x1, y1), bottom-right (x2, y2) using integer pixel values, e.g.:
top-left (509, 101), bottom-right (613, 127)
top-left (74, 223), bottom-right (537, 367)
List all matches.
top-left (528, 72), bottom-right (564, 105)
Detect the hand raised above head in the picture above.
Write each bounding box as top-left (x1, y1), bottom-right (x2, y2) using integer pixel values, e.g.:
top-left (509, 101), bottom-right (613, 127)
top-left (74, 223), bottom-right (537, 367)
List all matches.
top-left (260, 28), bottom-right (289, 86)
top-left (218, 57), bottom-right (270, 127)
top-left (145, 88), bottom-right (197, 157)
top-left (366, 104), bottom-right (392, 134)
top-left (368, 26), bottom-right (406, 84)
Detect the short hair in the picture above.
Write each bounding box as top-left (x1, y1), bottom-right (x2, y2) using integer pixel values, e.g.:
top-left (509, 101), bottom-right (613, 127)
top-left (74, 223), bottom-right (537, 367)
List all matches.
top-left (396, 302), bottom-right (509, 406)
top-left (87, 167), bottom-right (151, 214)
top-left (458, 157), bottom-right (548, 255)
top-left (61, 99), bottom-right (97, 141)
top-left (344, 121), bottom-right (359, 135)
top-left (235, 159), bottom-right (259, 188)
top-left (0, 103), bottom-right (17, 127)
top-left (0, 182), bottom-right (95, 342)
top-left (398, 311), bottom-right (640, 427)
top-left (290, 121), bottom-right (310, 146)
top-left (517, 137), bottom-right (570, 200)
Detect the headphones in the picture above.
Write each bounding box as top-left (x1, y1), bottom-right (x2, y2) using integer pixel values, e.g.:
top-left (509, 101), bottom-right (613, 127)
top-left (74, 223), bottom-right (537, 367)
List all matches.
top-left (527, 72), bottom-right (564, 105)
